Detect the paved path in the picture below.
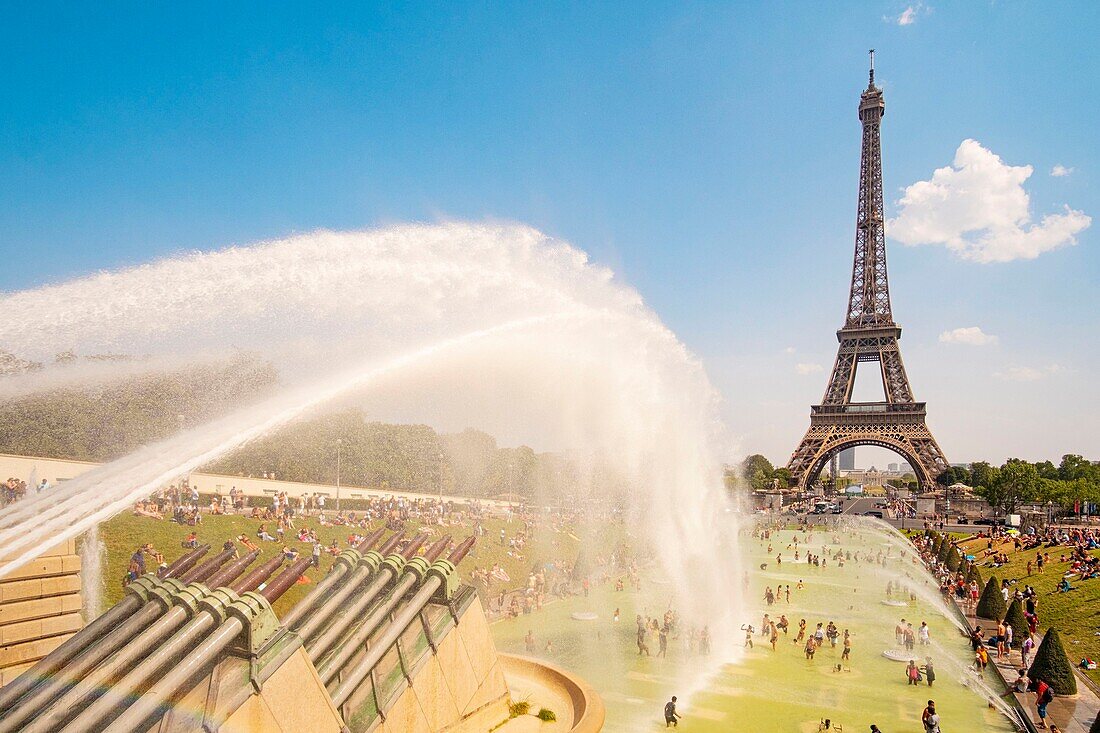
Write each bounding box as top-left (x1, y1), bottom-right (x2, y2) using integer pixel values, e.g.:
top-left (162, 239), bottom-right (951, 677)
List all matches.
top-left (962, 605), bottom-right (1100, 731)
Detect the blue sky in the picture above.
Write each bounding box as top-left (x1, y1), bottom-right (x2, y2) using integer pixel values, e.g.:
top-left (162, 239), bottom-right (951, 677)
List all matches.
top-left (2, 2), bottom-right (1097, 465)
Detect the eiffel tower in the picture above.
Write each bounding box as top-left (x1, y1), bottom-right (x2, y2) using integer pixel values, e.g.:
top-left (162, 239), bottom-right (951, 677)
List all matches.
top-left (787, 52), bottom-right (948, 491)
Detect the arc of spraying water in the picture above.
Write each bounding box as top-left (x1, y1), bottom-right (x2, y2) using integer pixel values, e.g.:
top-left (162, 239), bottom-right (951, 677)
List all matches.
top-left (0, 312), bottom-right (589, 579)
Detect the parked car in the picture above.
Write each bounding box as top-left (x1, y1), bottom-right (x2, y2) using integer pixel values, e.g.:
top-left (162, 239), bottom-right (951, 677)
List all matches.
top-left (955, 516), bottom-right (969, 525)
top-left (831, 507), bottom-right (843, 514)
top-left (864, 510), bottom-right (884, 519)
top-left (974, 517), bottom-right (996, 526)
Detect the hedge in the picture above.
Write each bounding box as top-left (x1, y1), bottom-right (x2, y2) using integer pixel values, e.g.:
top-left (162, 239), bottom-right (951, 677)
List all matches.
top-left (976, 577), bottom-right (1007, 621)
top-left (946, 548), bottom-right (962, 572)
top-left (1028, 627), bottom-right (1077, 696)
top-left (1004, 599), bottom-right (1028, 649)
top-left (966, 563), bottom-right (983, 588)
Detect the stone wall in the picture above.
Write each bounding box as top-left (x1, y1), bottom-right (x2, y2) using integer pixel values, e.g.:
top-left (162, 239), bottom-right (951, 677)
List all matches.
top-left (0, 540), bottom-right (83, 685)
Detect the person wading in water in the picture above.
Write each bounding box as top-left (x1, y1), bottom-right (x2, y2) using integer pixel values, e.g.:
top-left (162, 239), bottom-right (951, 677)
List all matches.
top-left (664, 696), bottom-right (681, 727)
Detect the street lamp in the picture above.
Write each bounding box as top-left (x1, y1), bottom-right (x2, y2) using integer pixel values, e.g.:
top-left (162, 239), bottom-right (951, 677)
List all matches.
top-left (438, 453), bottom-right (445, 514)
top-left (335, 439), bottom-right (343, 513)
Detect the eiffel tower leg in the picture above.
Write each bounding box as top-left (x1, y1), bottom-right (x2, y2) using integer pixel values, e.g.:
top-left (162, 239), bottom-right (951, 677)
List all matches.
top-left (787, 422), bottom-right (949, 492)
top-left (879, 347), bottom-right (914, 403)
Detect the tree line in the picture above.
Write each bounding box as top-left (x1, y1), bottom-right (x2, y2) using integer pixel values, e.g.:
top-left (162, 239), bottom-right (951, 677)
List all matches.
top-left (936, 455), bottom-right (1100, 517)
top-left (0, 357), bottom-right (596, 501)
top-left (729, 452), bottom-right (1100, 519)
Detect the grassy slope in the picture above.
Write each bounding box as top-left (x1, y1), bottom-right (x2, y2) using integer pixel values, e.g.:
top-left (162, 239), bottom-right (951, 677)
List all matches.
top-left (92, 511), bottom-right (614, 618)
top-left (950, 532), bottom-right (1100, 685)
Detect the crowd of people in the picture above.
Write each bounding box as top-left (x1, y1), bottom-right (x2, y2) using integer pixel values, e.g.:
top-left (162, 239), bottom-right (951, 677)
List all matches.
top-left (2, 476), bottom-right (49, 504)
top-left (743, 520), bottom-right (967, 732)
top-left (913, 529), bottom-right (1073, 729)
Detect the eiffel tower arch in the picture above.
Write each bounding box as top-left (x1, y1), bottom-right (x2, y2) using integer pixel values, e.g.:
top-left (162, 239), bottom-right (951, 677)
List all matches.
top-left (787, 52), bottom-right (949, 491)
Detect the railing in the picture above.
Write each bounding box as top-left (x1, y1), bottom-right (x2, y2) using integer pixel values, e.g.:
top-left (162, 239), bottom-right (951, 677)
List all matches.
top-left (812, 402), bottom-right (925, 415)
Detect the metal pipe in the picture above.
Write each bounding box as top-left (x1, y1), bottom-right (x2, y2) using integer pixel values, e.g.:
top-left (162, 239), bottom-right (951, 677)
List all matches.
top-left (179, 547), bottom-right (237, 584)
top-left (89, 559), bottom-right (314, 733)
top-left (329, 537), bottom-right (475, 706)
top-left (205, 537), bottom-right (441, 732)
top-left (315, 535), bottom-right (450, 683)
top-left (232, 554), bottom-right (285, 593)
top-left (163, 544), bottom-right (211, 579)
top-left (203, 549), bottom-right (260, 589)
top-left (259, 556), bottom-right (315, 602)
top-left (0, 597), bottom-right (167, 731)
top-left (279, 528), bottom-right (391, 629)
top-left (296, 533), bottom-right (441, 643)
top-left (0, 545), bottom-right (209, 715)
top-left (20, 551), bottom-right (265, 733)
top-left (0, 548), bottom-right (238, 731)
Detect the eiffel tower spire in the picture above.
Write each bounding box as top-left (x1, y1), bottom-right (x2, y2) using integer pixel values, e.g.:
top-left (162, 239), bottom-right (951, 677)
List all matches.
top-left (786, 56), bottom-right (948, 491)
top-left (847, 48), bottom-right (892, 329)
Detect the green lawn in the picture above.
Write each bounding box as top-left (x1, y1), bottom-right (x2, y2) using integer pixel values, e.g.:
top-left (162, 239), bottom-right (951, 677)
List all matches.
top-left (951, 532), bottom-right (1100, 685)
top-left (91, 511), bottom-right (620, 619)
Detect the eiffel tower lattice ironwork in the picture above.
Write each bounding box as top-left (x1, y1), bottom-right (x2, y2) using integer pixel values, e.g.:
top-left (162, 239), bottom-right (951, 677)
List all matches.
top-left (787, 52), bottom-right (948, 491)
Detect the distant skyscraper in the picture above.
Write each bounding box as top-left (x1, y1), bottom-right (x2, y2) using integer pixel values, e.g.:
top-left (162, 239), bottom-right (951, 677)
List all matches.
top-left (888, 462), bottom-right (899, 472)
top-left (839, 447), bottom-right (855, 471)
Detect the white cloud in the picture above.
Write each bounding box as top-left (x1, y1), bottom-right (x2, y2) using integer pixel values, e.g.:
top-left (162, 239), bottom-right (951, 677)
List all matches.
top-left (888, 139), bottom-right (1092, 263)
top-left (993, 364), bottom-right (1064, 382)
top-left (784, 346), bottom-right (796, 354)
top-left (795, 363), bottom-right (823, 375)
top-left (939, 326), bottom-right (998, 346)
top-left (1051, 165), bottom-right (1074, 177)
top-left (897, 5), bottom-right (918, 25)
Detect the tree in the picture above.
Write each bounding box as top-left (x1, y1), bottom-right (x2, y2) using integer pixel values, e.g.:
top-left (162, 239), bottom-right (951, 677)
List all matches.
top-left (1059, 454), bottom-right (1093, 482)
top-left (1034, 460), bottom-right (1059, 480)
top-left (976, 460), bottom-right (1039, 516)
top-left (772, 467), bottom-right (792, 487)
top-left (1028, 627), bottom-right (1077, 695)
top-left (0, 355), bottom-right (278, 462)
top-left (740, 454), bottom-right (777, 492)
top-left (936, 465), bottom-right (971, 487)
top-left (976, 577), bottom-right (1006, 621)
top-left (969, 461), bottom-right (1000, 492)
top-left (442, 428), bottom-right (497, 496)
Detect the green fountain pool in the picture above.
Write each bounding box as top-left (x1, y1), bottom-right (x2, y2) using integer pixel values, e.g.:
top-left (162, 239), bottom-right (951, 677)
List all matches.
top-left (491, 521), bottom-right (1020, 732)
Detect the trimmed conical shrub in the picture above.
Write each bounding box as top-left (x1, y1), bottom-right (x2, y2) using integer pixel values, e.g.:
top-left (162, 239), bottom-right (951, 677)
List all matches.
top-left (1028, 627), bottom-right (1077, 695)
top-left (946, 547), bottom-right (962, 572)
top-left (938, 541), bottom-right (952, 565)
top-left (976, 577), bottom-right (1007, 620)
top-left (1004, 599), bottom-right (1028, 649)
top-left (966, 563), bottom-right (983, 588)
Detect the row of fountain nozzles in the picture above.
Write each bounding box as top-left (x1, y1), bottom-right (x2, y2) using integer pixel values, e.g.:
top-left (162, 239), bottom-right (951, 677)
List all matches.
top-left (0, 527), bottom-right (476, 733)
